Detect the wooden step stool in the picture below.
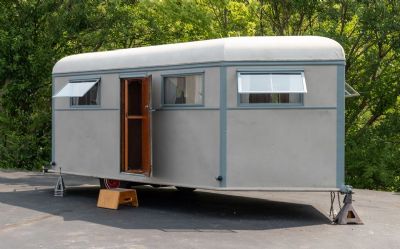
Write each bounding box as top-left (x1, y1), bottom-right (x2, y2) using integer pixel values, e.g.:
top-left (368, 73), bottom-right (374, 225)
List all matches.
top-left (97, 188), bottom-right (139, 210)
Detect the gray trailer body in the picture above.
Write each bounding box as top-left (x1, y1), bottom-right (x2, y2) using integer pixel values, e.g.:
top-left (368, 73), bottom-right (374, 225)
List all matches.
top-left (52, 36), bottom-right (346, 191)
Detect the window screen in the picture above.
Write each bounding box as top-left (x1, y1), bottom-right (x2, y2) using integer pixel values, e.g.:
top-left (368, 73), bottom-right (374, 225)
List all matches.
top-left (70, 82), bottom-right (100, 106)
top-left (238, 72), bottom-right (306, 104)
top-left (164, 74), bottom-right (203, 105)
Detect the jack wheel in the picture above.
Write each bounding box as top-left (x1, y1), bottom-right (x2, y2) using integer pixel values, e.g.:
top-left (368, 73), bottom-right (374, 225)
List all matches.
top-left (99, 178), bottom-right (131, 189)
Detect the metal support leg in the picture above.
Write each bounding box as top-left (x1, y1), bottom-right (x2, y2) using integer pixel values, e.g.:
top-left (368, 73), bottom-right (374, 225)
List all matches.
top-left (54, 168), bottom-right (66, 197)
top-left (334, 192), bottom-right (363, 225)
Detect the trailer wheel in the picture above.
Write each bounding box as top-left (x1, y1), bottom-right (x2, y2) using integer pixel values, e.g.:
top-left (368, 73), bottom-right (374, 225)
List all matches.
top-left (175, 187), bottom-right (196, 193)
top-left (99, 178), bottom-right (131, 189)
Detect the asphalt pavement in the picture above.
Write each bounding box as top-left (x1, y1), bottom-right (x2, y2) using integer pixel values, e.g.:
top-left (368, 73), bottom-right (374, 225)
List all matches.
top-left (0, 170), bottom-right (399, 249)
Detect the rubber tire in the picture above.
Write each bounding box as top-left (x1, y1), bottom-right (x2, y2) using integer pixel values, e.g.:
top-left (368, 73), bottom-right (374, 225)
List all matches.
top-left (99, 178), bottom-right (132, 189)
top-left (151, 184), bottom-right (169, 188)
top-left (175, 186), bottom-right (196, 193)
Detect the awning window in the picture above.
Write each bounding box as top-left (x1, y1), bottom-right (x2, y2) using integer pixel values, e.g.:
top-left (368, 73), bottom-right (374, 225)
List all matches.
top-left (238, 72), bottom-right (307, 93)
top-left (345, 82), bottom-right (360, 98)
top-left (53, 80), bottom-right (99, 98)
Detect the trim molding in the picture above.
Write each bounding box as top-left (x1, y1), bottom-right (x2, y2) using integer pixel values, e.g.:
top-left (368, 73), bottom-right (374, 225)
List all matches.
top-left (157, 107), bottom-right (219, 111)
top-left (53, 60), bottom-right (346, 77)
top-left (55, 108), bottom-right (119, 111)
top-left (51, 77), bottom-right (55, 163)
top-left (119, 72), bottom-right (148, 79)
top-left (337, 65), bottom-right (345, 188)
top-left (228, 106), bottom-right (336, 110)
top-left (54, 106), bottom-right (335, 111)
top-left (219, 66), bottom-right (227, 187)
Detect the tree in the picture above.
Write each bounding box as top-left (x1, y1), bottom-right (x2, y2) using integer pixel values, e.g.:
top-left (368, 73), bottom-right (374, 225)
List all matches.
top-left (0, 0), bottom-right (399, 191)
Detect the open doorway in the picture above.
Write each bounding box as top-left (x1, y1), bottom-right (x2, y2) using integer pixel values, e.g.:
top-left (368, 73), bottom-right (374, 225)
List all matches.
top-left (120, 77), bottom-right (152, 176)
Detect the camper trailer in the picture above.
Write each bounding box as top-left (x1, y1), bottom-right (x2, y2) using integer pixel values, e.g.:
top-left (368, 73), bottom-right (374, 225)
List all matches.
top-left (52, 36), bottom-right (351, 192)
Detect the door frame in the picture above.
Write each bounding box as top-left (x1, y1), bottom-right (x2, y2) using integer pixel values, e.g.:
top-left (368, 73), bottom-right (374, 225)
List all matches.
top-left (120, 76), bottom-right (152, 176)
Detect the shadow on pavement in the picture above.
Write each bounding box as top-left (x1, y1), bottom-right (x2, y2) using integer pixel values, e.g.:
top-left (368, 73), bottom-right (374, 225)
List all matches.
top-left (0, 174), bottom-right (98, 188)
top-left (0, 184), bottom-right (331, 231)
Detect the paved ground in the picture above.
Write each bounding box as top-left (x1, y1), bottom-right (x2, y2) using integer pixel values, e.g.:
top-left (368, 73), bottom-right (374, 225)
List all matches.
top-left (0, 170), bottom-right (399, 249)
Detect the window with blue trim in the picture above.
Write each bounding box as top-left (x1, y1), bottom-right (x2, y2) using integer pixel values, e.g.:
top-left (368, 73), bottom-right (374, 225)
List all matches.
top-left (164, 74), bottom-right (203, 105)
top-left (53, 79), bottom-right (100, 106)
top-left (238, 72), bottom-right (307, 104)
top-left (71, 82), bottom-right (100, 106)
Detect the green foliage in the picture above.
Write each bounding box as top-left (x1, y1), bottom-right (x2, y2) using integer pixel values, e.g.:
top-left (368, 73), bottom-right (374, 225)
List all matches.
top-left (0, 0), bottom-right (399, 190)
top-left (346, 97), bottom-right (400, 191)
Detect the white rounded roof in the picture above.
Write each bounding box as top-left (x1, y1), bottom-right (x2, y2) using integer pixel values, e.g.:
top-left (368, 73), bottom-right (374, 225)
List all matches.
top-left (53, 36), bottom-right (345, 74)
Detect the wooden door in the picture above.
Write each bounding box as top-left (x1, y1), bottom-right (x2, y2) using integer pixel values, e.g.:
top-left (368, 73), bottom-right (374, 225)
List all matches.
top-left (121, 77), bottom-right (151, 176)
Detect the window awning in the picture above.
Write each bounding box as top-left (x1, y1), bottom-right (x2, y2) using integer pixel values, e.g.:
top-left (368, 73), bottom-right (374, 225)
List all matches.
top-left (238, 73), bottom-right (307, 93)
top-left (345, 82), bottom-right (360, 98)
top-left (53, 80), bottom-right (99, 98)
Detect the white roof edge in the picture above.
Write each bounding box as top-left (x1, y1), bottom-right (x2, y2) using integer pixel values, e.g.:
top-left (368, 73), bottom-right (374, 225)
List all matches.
top-left (53, 36), bottom-right (345, 75)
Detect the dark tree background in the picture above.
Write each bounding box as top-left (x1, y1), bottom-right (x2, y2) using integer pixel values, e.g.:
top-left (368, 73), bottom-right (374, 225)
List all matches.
top-left (0, 0), bottom-right (399, 191)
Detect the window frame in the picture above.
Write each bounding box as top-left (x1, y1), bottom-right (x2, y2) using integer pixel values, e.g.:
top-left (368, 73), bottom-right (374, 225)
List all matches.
top-left (69, 78), bottom-right (101, 108)
top-left (236, 70), bottom-right (306, 107)
top-left (161, 72), bottom-right (205, 108)
top-left (345, 82), bottom-right (360, 98)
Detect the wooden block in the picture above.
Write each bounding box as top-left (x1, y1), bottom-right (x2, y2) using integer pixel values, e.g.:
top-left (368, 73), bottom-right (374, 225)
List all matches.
top-left (97, 188), bottom-right (138, 210)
